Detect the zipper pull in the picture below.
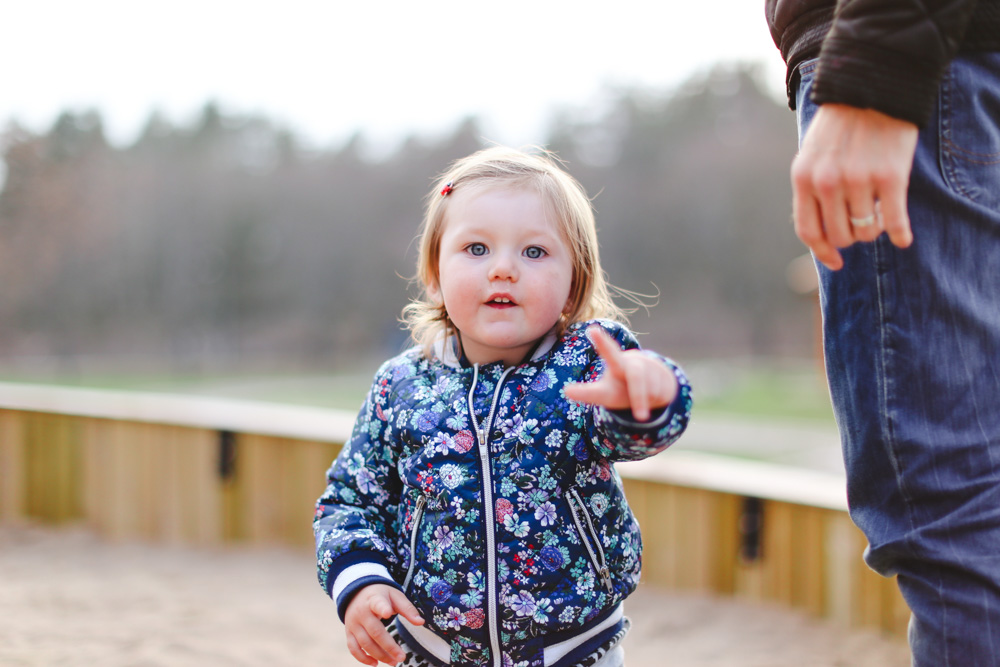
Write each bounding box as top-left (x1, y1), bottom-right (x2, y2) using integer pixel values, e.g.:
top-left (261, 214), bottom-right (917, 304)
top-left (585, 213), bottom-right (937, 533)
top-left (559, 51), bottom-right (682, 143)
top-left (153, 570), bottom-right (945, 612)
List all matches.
top-left (600, 567), bottom-right (613, 592)
top-left (478, 428), bottom-right (488, 447)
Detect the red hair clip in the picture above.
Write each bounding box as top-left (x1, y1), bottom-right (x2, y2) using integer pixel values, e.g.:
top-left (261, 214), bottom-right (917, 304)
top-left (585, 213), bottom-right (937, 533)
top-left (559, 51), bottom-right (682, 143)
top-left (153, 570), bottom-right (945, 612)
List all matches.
top-left (440, 181), bottom-right (454, 196)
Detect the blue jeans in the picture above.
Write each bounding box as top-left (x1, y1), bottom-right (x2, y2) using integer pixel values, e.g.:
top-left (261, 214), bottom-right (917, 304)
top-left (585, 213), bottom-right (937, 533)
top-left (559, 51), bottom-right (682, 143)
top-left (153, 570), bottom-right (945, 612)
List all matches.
top-left (796, 55), bottom-right (1000, 666)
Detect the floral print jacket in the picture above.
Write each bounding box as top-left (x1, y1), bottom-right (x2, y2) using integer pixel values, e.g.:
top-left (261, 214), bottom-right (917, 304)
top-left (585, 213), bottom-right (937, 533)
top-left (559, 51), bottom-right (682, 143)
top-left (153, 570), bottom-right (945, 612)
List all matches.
top-left (314, 319), bottom-right (692, 667)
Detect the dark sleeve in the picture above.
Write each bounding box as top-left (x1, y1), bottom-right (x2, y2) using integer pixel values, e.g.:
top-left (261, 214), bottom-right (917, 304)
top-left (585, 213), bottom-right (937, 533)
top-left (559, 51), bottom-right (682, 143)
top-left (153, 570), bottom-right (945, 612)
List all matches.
top-left (811, 0), bottom-right (980, 125)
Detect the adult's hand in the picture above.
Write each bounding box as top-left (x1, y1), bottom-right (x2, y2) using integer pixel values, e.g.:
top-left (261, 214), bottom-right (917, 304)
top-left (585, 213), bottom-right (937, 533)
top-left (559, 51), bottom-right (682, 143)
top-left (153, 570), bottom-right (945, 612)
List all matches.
top-left (791, 103), bottom-right (919, 270)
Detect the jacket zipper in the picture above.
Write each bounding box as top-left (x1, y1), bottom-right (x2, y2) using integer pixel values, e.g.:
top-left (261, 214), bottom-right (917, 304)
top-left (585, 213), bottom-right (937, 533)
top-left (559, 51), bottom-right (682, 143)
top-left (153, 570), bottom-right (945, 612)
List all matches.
top-left (402, 494), bottom-right (427, 591)
top-left (566, 488), bottom-right (614, 592)
top-left (469, 363), bottom-right (514, 667)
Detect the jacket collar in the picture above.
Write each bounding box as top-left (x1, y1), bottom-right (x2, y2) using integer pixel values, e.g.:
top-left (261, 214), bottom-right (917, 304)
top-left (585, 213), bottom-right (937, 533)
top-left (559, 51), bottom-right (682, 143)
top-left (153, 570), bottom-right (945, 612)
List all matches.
top-left (432, 328), bottom-right (560, 370)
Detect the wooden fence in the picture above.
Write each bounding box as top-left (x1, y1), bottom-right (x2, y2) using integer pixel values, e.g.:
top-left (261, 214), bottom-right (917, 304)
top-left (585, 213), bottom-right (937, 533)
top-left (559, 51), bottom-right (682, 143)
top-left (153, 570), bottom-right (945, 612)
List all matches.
top-left (0, 382), bottom-right (908, 639)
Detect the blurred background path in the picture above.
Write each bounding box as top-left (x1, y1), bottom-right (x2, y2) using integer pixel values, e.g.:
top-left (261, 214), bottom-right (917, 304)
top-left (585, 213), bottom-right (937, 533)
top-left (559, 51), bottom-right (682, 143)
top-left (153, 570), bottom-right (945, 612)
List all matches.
top-left (672, 413), bottom-right (843, 473)
top-left (0, 523), bottom-right (908, 667)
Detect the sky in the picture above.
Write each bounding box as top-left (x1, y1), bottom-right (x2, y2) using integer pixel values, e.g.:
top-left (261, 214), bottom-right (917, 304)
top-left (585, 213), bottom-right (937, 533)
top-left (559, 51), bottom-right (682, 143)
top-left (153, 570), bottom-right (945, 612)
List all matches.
top-left (2, 1), bottom-right (787, 152)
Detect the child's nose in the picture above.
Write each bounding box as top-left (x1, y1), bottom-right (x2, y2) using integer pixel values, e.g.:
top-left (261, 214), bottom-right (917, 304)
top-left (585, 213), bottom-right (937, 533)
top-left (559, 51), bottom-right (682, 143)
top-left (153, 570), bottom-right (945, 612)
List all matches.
top-left (488, 252), bottom-right (518, 281)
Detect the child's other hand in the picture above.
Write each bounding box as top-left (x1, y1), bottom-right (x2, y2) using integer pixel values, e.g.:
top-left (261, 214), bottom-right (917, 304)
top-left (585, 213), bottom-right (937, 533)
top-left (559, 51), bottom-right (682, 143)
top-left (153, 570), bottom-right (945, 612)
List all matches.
top-left (344, 583), bottom-right (423, 666)
top-left (564, 325), bottom-right (678, 422)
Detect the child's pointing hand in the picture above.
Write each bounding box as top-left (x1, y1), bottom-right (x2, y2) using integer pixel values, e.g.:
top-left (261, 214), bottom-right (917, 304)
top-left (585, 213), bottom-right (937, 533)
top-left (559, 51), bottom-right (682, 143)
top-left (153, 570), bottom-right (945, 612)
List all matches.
top-left (564, 325), bottom-right (678, 422)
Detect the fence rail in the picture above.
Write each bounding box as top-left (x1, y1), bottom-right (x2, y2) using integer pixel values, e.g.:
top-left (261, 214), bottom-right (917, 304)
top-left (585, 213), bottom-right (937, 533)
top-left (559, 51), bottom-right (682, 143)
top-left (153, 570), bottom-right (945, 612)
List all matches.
top-left (0, 382), bottom-right (908, 638)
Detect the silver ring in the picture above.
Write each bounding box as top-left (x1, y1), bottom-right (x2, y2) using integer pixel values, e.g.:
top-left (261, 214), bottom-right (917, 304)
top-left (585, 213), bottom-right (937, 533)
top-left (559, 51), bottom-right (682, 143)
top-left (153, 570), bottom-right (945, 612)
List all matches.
top-left (849, 213), bottom-right (876, 228)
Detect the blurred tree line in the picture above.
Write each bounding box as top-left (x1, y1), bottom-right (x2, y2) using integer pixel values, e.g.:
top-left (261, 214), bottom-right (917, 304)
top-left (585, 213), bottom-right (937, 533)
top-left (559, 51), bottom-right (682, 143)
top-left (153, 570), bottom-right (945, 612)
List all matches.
top-left (0, 65), bottom-right (811, 376)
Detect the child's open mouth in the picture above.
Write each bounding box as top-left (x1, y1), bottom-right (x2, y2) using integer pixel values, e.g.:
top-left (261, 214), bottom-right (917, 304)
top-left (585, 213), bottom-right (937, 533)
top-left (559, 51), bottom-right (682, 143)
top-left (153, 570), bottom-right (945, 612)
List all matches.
top-left (487, 296), bottom-right (516, 308)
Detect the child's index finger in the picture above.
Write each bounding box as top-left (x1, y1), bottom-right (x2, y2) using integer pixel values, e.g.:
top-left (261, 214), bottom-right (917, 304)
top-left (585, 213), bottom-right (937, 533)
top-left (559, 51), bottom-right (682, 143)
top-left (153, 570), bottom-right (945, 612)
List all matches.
top-left (586, 325), bottom-right (625, 375)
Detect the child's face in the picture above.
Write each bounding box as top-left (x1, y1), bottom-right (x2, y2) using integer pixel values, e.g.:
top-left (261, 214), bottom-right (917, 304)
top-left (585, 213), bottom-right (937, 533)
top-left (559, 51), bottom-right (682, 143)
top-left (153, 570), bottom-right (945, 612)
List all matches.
top-left (429, 185), bottom-right (574, 366)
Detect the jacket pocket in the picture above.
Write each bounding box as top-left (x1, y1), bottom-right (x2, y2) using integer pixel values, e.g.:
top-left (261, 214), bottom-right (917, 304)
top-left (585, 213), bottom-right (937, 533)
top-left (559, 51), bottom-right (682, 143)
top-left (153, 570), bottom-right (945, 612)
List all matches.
top-left (565, 487), bottom-right (613, 592)
top-left (402, 493), bottom-right (428, 591)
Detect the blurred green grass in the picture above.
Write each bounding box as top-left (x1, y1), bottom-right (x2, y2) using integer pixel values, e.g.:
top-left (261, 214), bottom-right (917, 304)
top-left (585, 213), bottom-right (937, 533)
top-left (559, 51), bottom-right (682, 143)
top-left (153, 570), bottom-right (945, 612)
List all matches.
top-left (0, 360), bottom-right (834, 422)
top-left (690, 361), bottom-right (834, 423)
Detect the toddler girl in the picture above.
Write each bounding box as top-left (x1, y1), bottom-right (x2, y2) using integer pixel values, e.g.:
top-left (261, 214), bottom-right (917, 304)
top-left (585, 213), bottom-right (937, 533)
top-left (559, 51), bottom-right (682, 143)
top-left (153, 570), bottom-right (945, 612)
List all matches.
top-left (314, 146), bottom-right (692, 667)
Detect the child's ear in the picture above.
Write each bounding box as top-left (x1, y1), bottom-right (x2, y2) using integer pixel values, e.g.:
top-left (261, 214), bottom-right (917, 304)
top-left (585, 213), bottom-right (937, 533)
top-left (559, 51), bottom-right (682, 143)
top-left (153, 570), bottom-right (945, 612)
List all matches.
top-left (563, 292), bottom-right (575, 316)
top-left (564, 275), bottom-right (580, 314)
top-left (427, 281), bottom-right (443, 305)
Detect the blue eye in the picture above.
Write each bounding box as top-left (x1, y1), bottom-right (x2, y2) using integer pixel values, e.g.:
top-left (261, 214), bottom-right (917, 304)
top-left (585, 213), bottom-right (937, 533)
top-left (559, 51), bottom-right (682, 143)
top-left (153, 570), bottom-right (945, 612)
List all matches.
top-left (524, 246), bottom-right (546, 259)
top-left (467, 243), bottom-right (487, 256)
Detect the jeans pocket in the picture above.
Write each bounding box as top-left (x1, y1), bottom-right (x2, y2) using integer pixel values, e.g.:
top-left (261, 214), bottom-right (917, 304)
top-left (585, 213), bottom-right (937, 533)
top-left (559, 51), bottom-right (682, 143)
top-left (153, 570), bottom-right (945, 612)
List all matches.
top-left (939, 53), bottom-right (1000, 211)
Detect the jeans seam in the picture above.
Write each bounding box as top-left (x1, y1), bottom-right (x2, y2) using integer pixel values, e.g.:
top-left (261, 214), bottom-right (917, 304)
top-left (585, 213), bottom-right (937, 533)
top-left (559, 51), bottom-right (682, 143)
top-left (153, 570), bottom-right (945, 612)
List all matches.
top-left (941, 142), bottom-right (1000, 164)
top-left (939, 59), bottom-right (1000, 163)
top-left (938, 62), bottom-right (966, 200)
top-left (873, 240), bottom-right (918, 536)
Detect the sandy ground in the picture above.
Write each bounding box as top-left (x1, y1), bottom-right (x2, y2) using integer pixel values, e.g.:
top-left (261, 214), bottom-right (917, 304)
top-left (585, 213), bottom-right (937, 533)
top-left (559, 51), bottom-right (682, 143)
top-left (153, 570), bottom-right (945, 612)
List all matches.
top-left (0, 523), bottom-right (910, 667)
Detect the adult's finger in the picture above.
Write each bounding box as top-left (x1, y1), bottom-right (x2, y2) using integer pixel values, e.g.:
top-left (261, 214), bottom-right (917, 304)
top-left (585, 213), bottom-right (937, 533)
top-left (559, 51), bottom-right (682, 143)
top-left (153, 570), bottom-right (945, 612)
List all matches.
top-left (870, 111), bottom-right (918, 248)
top-left (812, 174), bottom-right (855, 250)
top-left (792, 181), bottom-right (843, 270)
top-left (877, 184), bottom-right (913, 248)
top-left (845, 183), bottom-right (882, 243)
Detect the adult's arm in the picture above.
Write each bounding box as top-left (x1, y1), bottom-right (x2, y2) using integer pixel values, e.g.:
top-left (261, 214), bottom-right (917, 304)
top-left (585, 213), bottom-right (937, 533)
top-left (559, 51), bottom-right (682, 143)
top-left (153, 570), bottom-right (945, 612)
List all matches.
top-left (791, 0), bottom-right (979, 269)
top-left (812, 0), bottom-right (980, 125)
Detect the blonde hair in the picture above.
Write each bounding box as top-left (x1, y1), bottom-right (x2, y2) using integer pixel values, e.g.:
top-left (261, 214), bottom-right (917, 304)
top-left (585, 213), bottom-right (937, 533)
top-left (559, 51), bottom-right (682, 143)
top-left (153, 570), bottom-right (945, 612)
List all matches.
top-left (402, 146), bottom-right (629, 356)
